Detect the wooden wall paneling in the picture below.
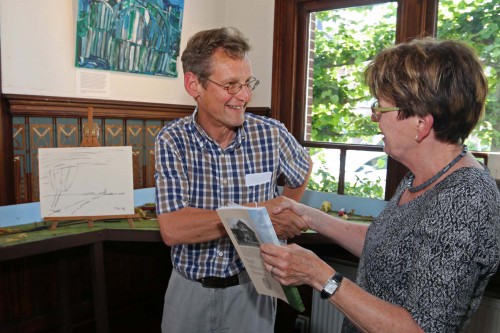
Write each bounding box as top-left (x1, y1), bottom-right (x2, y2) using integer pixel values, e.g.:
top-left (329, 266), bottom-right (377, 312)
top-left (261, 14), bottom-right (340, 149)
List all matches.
top-left (145, 120), bottom-right (163, 188)
top-left (56, 117), bottom-right (79, 147)
top-left (0, 44), bottom-right (15, 206)
top-left (4, 95), bottom-right (269, 204)
top-left (104, 119), bottom-right (124, 146)
top-left (0, 240), bottom-right (171, 333)
top-left (63, 250), bottom-right (97, 331)
top-left (29, 117), bottom-right (54, 202)
top-left (127, 119), bottom-right (146, 189)
top-left (90, 242), bottom-right (109, 333)
top-left (6, 94), bottom-right (194, 120)
top-left (12, 116), bottom-right (29, 203)
top-left (0, 101), bottom-right (14, 205)
top-left (104, 242), bottom-right (171, 332)
top-left (0, 247), bottom-right (96, 333)
top-left (57, 256), bottom-right (72, 332)
top-left (67, 251), bottom-right (94, 329)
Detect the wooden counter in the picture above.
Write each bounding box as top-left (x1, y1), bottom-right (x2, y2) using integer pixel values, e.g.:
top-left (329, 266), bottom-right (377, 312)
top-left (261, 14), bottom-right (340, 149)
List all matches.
top-left (1, 221), bottom-right (499, 333)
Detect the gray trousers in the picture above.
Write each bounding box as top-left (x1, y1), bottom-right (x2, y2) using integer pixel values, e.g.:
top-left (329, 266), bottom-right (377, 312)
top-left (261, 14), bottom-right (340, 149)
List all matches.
top-left (161, 269), bottom-right (276, 333)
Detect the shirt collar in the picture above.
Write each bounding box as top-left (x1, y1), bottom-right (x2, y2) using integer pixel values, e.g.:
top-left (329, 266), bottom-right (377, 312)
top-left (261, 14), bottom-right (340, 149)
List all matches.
top-left (189, 108), bottom-right (246, 150)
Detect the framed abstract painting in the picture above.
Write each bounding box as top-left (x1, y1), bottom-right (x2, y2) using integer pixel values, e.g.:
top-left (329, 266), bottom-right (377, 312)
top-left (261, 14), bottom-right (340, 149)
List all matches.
top-left (75, 0), bottom-right (184, 77)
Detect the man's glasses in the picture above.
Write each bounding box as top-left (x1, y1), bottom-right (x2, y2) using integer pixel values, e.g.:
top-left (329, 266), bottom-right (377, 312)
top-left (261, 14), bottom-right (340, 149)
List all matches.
top-left (206, 77), bottom-right (260, 95)
top-left (371, 101), bottom-right (400, 122)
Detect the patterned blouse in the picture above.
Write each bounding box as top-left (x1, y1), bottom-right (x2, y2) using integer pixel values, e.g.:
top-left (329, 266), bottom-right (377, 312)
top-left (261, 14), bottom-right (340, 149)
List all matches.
top-left (343, 167), bottom-right (500, 333)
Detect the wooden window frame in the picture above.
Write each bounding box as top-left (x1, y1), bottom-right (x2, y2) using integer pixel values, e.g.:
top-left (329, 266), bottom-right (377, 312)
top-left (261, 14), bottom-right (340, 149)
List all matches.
top-left (272, 0), bottom-right (438, 200)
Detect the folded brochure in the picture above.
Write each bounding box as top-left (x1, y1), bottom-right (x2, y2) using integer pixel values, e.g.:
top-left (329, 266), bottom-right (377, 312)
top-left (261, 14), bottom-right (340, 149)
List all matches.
top-left (216, 205), bottom-right (305, 312)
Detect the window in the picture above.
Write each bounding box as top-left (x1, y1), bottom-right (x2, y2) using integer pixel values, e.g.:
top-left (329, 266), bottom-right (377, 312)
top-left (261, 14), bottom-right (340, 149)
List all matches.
top-left (273, 0), bottom-right (497, 200)
top-left (437, 0), bottom-right (499, 154)
top-left (305, 3), bottom-right (397, 199)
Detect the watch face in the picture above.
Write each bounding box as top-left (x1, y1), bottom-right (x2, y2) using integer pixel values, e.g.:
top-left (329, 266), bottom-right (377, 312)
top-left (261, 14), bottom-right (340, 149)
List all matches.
top-left (321, 273), bottom-right (343, 299)
top-left (325, 280), bottom-right (339, 294)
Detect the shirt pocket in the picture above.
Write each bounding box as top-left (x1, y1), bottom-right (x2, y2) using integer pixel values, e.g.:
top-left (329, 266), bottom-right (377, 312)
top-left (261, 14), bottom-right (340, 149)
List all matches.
top-left (245, 171), bottom-right (272, 202)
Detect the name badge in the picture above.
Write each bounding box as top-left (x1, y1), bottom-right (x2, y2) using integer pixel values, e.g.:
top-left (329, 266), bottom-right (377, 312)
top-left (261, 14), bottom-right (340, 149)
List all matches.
top-left (245, 171), bottom-right (272, 187)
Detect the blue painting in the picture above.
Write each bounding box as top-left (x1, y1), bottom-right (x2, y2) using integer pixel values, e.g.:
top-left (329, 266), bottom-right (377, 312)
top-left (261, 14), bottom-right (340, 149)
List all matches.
top-left (75, 0), bottom-right (184, 77)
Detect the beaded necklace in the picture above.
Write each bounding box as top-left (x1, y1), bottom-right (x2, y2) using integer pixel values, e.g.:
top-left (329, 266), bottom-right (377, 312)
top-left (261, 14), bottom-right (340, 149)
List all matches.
top-left (407, 145), bottom-right (468, 193)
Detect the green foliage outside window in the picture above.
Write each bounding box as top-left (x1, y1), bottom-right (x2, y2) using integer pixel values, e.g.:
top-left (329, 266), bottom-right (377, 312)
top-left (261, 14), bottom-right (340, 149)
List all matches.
top-left (307, 4), bottom-right (397, 198)
top-left (307, 0), bottom-right (499, 198)
top-left (310, 5), bottom-right (396, 144)
top-left (437, 0), bottom-right (500, 151)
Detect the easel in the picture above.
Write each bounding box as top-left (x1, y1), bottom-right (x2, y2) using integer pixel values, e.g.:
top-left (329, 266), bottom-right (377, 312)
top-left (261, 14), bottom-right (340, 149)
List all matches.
top-left (81, 106), bottom-right (100, 147)
top-left (46, 106), bottom-right (139, 230)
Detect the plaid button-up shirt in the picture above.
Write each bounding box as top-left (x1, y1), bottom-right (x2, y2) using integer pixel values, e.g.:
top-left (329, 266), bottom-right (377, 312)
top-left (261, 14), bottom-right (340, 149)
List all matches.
top-left (155, 110), bottom-right (310, 280)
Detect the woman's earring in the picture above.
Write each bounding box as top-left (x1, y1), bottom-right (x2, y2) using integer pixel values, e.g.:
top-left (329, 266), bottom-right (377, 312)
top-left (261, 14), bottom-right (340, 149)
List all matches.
top-left (415, 135), bottom-right (419, 142)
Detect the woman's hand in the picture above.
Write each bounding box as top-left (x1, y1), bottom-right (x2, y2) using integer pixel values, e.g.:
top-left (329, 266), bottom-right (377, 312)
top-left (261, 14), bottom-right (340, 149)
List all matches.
top-left (260, 243), bottom-right (334, 291)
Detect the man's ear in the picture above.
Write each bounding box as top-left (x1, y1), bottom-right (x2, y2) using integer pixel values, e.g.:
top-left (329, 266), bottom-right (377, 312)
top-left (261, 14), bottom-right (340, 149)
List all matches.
top-left (415, 114), bottom-right (434, 142)
top-left (184, 72), bottom-right (202, 98)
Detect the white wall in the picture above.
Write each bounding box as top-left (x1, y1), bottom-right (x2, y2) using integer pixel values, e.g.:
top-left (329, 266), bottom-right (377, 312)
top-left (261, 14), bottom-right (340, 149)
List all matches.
top-left (0, 0), bottom-right (274, 107)
top-left (223, 0), bottom-right (275, 106)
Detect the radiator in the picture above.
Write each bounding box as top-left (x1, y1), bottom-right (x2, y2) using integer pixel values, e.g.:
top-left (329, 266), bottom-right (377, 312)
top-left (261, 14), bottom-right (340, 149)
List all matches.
top-left (310, 263), bottom-right (500, 333)
top-left (310, 263), bottom-right (357, 333)
top-left (311, 289), bottom-right (345, 332)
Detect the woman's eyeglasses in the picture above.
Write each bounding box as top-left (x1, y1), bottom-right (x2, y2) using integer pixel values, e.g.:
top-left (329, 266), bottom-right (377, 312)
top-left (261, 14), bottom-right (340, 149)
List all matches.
top-left (206, 77), bottom-right (260, 95)
top-left (371, 101), bottom-right (400, 122)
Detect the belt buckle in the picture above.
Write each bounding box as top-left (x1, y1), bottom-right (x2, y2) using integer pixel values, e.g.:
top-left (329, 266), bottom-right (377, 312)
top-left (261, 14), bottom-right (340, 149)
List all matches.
top-left (199, 277), bottom-right (214, 288)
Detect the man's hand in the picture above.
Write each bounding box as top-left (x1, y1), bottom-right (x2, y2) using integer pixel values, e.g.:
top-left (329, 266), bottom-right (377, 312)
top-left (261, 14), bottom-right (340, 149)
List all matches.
top-left (259, 196), bottom-right (308, 239)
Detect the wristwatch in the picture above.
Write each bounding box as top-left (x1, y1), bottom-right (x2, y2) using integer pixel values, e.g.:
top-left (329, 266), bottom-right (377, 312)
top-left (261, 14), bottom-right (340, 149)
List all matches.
top-left (320, 272), bottom-right (343, 299)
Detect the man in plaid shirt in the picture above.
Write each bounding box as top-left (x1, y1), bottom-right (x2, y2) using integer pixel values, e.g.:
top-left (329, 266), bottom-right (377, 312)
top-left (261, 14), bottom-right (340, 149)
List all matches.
top-left (155, 27), bottom-right (312, 333)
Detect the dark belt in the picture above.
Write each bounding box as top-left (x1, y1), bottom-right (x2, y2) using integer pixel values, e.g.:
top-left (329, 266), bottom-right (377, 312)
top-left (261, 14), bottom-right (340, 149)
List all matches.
top-left (197, 274), bottom-right (240, 289)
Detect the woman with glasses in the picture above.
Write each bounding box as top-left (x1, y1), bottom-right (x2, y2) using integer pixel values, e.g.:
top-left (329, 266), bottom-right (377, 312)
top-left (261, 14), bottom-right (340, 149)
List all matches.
top-left (261, 38), bottom-right (500, 333)
top-left (155, 27), bottom-right (312, 333)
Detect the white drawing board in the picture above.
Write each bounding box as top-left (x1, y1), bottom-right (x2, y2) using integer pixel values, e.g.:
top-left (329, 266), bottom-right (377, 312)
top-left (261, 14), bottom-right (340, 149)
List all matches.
top-left (38, 146), bottom-right (134, 218)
